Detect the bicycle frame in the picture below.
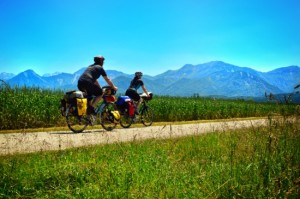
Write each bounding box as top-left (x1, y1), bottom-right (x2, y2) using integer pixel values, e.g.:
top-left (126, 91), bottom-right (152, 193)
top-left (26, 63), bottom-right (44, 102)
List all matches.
top-left (65, 86), bottom-right (118, 133)
top-left (118, 92), bottom-right (154, 128)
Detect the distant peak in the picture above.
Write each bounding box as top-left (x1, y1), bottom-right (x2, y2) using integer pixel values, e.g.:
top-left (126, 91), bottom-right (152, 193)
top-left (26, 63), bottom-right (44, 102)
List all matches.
top-left (24, 69), bottom-right (35, 73)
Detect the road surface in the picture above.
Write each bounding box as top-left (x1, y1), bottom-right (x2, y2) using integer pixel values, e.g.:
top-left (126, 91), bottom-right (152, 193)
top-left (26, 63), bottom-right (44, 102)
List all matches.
top-left (0, 119), bottom-right (268, 155)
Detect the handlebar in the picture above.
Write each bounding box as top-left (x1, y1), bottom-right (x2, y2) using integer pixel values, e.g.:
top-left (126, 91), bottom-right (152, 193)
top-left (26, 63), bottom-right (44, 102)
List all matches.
top-left (140, 92), bottom-right (153, 100)
top-left (102, 86), bottom-right (117, 96)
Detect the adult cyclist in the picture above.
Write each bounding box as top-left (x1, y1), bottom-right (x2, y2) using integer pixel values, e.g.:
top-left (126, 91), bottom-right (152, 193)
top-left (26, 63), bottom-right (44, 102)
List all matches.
top-left (125, 72), bottom-right (149, 113)
top-left (77, 55), bottom-right (118, 114)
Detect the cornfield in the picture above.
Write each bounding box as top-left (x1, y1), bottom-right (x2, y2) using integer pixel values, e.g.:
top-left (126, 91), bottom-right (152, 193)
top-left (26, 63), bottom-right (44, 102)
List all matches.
top-left (0, 86), bottom-right (298, 130)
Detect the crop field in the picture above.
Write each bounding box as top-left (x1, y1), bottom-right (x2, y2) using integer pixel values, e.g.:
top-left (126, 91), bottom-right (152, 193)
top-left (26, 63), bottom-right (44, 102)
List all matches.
top-left (1, 86), bottom-right (300, 198)
top-left (0, 87), bottom-right (298, 130)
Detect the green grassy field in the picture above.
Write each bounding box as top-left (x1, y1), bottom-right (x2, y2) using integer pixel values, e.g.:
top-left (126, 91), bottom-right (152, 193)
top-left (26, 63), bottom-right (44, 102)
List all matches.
top-left (0, 87), bottom-right (298, 130)
top-left (0, 116), bottom-right (299, 198)
top-left (1, 87), bottom-right (299, 198)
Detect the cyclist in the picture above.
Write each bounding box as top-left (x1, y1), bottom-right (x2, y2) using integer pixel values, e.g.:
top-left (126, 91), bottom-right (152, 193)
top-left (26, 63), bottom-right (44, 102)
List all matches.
top-left (125, 71), bottom-right (149, 113)
top-left (77, 55), bottom-right (118, 114)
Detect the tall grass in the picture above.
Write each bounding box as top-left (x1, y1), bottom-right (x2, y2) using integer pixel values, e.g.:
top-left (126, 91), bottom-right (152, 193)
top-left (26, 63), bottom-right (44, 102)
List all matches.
top-left (0, 86), bottom-right (298, 130)
top-left (1, 116), bottom-right (299, 198)
top-left (0, 86), bottom-right (65, 130)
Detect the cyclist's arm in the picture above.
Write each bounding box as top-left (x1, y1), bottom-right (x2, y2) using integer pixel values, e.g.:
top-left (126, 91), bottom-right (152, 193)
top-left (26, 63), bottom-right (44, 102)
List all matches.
top-left (103, 76), bottom-right (118, 91)
top-left (141, 85), bottom-right (149, 97)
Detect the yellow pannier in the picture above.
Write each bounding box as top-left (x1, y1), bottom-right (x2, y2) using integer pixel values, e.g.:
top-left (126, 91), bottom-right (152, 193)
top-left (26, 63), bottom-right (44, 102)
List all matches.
top-left (76, 98), bottom-right (87, 116)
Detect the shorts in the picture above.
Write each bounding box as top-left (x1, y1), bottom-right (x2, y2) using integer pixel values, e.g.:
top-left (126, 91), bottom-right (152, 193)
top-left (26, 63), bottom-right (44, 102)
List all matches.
top-left (125, 88), bottom-right (140, 101)
top-left (78, 80), bottom-right (103, 96)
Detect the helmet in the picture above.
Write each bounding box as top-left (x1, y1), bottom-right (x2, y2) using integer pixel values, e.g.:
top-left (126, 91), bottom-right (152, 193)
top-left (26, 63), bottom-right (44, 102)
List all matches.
top-left (135, 72), bottom-right (143, 78)
top-left (94, 55), bottom-right (105, 64)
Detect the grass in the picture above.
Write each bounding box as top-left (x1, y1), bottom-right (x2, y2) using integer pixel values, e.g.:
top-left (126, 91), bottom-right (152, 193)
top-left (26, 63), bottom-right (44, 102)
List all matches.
top-left (0, 86), bottom-right (298, 131)
top-left (1, 116), bottom-right (299, 198)
top-left (1, 86), bottom-right (299, 197)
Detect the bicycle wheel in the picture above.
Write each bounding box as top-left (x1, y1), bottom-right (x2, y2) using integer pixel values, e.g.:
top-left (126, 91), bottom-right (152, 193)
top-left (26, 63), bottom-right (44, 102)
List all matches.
top-left (66, 105), bottom-right (89, 133)
top-left (99, 102), bottom-right (117, 131)
top-left (120, 112), bottom-right (133, 128)
top-left (140, 105), bottom-right (154, 126)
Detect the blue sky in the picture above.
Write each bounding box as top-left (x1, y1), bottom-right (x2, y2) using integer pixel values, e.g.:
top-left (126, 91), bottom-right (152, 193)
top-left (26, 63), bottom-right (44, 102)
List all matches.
top-left (0, 0), bottom-right (299, 76)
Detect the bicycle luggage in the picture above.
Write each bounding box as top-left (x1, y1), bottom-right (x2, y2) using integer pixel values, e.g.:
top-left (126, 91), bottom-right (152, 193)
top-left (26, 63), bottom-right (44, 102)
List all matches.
top-left (64, 90), bottom-right (86, 102)
top-left (60, 90), bottom-right (87, 116)
top-left (116, 96), bottom-right (135, 117)
top-left (76, 98), bottom-right (88, 116)
top-left (103, 86), bottom-right (116, 96)
top-left (104, 95), bottom-right (116, 103)
top-left (116, 96), bottom-right (130, 111)
top-left (127, 100), bottom-right (135, 117)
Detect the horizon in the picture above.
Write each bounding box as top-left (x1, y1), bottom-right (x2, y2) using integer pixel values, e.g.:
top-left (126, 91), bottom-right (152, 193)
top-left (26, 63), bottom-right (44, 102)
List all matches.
top-left (1, 0), bottom-right (299, 76)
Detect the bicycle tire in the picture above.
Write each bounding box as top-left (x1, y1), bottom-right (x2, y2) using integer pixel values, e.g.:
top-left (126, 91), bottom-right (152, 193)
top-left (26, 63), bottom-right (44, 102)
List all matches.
top-left (120, 112), bottom-right (133, 128)
top-left (65, 105), bottom-right (89, 133)
top-left (99, 102), bottom-right (117, 131)
top-left (140, 105), bottom-right (154, 126)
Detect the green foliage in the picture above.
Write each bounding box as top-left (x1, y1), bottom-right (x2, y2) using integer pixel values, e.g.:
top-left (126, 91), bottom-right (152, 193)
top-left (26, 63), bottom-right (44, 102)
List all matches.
top-left (0, 87), bottom-right (298, 130)
top-left (0, 86), bottom-right (65, 130)
top-left (1, 117), bottom-right (299, 198)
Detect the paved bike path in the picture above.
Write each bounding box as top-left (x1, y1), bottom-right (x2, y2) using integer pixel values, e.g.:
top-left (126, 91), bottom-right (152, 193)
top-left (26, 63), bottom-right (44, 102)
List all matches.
top-left (0, 119), bottom-right (268, 155)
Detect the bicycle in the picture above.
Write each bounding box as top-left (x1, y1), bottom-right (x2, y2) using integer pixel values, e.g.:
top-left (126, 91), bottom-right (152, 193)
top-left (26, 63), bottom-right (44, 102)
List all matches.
top-left (62, 86), bottom-right (119, 133)
top-left (118, 92), bottom-right (154, 128)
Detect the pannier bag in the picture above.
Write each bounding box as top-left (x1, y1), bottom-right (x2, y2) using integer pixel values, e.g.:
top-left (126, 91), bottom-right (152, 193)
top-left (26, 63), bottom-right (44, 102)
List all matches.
top-left (104, 95), bottom-right (116, 103)
top-left (103, 86), bottom-right (116, 96)
top-left (60, 90), bottom-right (87, 116)
top-left (64, 90), bottom-right (86, 103)
top-left (110, 110), bottom-right (121, 123)
top-left (127, 100), bottom-right (135, 117)
top-left (76, 98), bottom-right (87, 116)
top-left (116, 96), bottom-right (131, 113)
top-left (116, 96), bottom-right (135, 117)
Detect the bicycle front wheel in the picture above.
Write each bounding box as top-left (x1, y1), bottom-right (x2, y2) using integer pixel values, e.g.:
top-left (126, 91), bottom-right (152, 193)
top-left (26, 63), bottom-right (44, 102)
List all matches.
top-left (66, 105), bottom-right (89, 133)
top-left (140, 105), bottom-right (154, 126)
top-left (99, 103), bottom-right (117, 131)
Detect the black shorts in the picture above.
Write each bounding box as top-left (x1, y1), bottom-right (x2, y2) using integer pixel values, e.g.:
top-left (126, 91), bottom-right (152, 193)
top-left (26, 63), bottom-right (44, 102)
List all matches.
top-left (78, 80), bottom-right (103, 96)
top-left (125, 88), bottom-right (140, 101)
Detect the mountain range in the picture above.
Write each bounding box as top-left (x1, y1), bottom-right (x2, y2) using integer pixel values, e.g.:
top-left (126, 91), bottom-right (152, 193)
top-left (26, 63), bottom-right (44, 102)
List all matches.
top-left (1, 61), bottom-right (300, 98)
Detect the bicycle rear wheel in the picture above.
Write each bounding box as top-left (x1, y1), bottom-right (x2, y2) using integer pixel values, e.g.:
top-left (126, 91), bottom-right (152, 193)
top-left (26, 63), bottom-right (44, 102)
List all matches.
top-left (120, 112), bottom-right (133, 128)
top-left (140, 105), bottom-right (154, 126)
top-left (65, 105), bottom-right (89, 133)
top-left (99, 102), bottom-right (117, 131)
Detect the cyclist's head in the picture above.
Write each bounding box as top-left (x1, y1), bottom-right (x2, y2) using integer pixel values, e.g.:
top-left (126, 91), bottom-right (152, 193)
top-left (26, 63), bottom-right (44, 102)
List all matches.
top-left (94, 55), bottom-right (105, 65)
top-left (135, 71), bottom-right (143, 79)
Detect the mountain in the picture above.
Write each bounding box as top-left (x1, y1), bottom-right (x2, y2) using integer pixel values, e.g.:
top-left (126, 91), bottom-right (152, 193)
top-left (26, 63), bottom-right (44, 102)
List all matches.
top-left (7, 70), bottom-right (48, 87)
top-left (2, 61), bottom-right (300, 98)
top-left (262, 66), bottom-right (300, 93)
top-left (0, 72), bottom-right (15, 81)
top-left (156, 61), bottom-right (286, 97)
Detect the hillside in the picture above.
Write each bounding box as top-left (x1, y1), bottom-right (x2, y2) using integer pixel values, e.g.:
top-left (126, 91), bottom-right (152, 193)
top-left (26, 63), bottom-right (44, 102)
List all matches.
top-left (2, 61), bottom-right (300, 97)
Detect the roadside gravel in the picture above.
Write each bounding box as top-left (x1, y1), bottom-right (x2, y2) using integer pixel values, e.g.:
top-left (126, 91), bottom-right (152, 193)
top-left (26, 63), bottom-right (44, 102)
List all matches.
top-left (0, 118), bottom-right (268, 155)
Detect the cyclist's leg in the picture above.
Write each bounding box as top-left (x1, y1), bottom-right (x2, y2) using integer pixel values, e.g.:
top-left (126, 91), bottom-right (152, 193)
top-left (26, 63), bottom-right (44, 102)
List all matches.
top-left (90, 82), bottom-right (103, 108)
top-left (137, 98), bottom-right (143, 110)
top-left (78, 80), bottom-right (93, 106)
top-left (126, 88), bottom-right (141, 109)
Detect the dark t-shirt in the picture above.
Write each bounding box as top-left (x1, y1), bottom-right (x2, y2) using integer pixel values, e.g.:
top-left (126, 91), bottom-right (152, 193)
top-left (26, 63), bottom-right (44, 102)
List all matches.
top-left (79, 64), bottom-right (107, 83)
top-left (129, 77), bottom-right (144, 90)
